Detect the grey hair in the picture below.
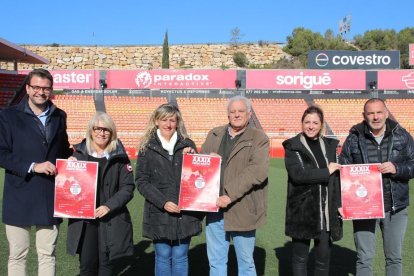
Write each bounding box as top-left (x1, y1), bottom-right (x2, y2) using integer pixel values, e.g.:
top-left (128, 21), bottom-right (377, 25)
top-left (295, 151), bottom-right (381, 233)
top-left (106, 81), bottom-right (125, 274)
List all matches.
top-left (227, 95), bottom-right (252, 113)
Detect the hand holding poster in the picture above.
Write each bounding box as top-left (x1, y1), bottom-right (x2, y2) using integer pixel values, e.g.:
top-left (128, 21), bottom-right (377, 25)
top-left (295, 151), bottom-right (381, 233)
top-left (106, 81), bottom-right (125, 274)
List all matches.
top-left (179, 154), bottom-right (221, 212)
top-left (340, 163), bottom-right (384, 220)
top-left (54, 159), bottom-right (98, 219)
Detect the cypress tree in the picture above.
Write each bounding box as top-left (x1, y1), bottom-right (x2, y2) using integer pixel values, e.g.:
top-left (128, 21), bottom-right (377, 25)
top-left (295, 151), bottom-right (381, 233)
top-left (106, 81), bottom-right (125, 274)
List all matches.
top-left (162, 31), bottom-right (169, 68)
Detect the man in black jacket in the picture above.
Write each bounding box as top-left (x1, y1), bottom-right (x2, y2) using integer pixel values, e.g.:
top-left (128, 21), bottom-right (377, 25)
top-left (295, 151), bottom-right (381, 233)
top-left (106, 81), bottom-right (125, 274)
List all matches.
top-left (340, 98), bottom-right (414, 276)
top-left (0, 69), bottom-right (72, 276)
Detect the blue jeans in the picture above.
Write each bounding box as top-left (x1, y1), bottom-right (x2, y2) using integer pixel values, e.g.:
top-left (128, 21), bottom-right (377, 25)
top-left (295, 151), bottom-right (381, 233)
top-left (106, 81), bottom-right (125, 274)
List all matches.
top-left (153, 238), bottom-right (190, 276)
top-left (206, 212), bottom-right (257, 276)
top-left (353, 208), bottom-right (408, 276)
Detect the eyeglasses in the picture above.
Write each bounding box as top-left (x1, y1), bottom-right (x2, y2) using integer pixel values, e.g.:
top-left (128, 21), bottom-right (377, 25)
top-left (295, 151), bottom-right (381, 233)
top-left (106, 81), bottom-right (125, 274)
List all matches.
top-left (28, 84), bottom-right (53, 93)
top-left (92, 126), bottom-right (111, 134)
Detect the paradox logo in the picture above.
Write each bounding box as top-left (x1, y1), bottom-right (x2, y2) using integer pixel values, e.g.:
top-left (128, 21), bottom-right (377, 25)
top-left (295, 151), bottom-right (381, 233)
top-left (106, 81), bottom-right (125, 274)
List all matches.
top-left (135, 72), bottom-right (152, 88)
top-left (135, 71), bottom-right (211, 88)
top-left (315, 53), bottom-right (329, 67)
top-left (350, 165), bottom-right (370, 175)
top-left (402, 71), bottom-right (414, 89)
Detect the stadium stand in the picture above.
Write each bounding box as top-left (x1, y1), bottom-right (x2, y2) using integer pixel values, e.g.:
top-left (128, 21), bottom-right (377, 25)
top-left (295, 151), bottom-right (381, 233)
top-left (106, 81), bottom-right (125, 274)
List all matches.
top-left (251, 98), bottom-right (309, 150)
top-left (105, 96), bottom-right (167, 155)
top-left (0, 73), bottom-right (25, 108)
top-left (176, 97), bottom-right (229, 149)
top-left (385, 99), bottom-right (414, 134)
top-left (314, 98), bottom-right (368, 145)
top-left (52, 95), bottom-right (96, 146)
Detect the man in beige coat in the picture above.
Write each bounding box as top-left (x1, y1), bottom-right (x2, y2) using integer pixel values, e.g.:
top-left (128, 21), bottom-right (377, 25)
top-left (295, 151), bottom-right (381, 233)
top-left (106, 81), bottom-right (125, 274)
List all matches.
top-left (201, 95), bottom-right (269, 276)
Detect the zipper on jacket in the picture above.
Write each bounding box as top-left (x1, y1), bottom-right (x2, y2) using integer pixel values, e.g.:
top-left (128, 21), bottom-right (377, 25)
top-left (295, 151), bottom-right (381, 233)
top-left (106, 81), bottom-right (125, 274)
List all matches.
top-left (388, 136), bottom-right (396, 212)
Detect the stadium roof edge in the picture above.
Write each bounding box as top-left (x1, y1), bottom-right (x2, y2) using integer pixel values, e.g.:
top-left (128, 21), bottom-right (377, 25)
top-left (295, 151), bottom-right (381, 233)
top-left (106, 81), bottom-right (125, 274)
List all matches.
top-left (0, 37), bottom-right (49, 67)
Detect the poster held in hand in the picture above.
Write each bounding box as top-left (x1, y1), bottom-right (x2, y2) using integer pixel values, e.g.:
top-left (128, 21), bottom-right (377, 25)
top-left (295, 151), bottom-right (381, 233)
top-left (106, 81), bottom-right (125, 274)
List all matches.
top-left (54, 159), bottom-right (98, 219)
top-left (179, 154), bottom-right (221, 212)
top-left (340, 163), bottom-right (384, 220)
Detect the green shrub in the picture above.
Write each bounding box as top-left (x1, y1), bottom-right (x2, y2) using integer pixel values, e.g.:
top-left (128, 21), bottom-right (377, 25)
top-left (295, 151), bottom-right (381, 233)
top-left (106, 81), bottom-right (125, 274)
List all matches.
top-left (233, 52), bottom-right (248, 68)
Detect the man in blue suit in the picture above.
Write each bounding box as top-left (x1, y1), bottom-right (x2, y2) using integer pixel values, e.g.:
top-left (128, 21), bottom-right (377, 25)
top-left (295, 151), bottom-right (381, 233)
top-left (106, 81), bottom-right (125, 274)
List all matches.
top-left (0, 68), bottom-right (72, 276)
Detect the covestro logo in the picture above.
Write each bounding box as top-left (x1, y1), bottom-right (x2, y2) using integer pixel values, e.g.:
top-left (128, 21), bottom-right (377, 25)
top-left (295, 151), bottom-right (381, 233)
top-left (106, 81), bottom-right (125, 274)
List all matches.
top-left (315, 53), bottom-right (329, 67)
top-left (308, 50), bottom-right (400, 69)
top-left (331, 54), bottom-right (391, 66)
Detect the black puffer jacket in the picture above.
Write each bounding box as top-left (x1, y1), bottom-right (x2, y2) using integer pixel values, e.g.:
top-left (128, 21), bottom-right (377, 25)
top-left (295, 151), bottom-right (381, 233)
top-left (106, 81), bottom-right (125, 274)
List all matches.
top-left (67, 139), bottom-right (134, 261)
top-left (283, 134), bottom-right (342, 241)
top-left (340, 119), bottom-right (414, 211)
top-left (135, 135), bottom-right (203, 240)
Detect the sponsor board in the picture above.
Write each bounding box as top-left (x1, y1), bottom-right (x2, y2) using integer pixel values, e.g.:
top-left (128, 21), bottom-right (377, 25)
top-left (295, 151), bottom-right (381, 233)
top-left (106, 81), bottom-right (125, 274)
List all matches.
top-left (308, 50), bottom-right (400, 69)
top-left (378, 70), bottom-right (414, 90)
top-left (106, 69), bottom-right (237, 89)
top-left (246, 70), bottom-right (366, 90)
top-left (19, 69), bottom-right (99, 89)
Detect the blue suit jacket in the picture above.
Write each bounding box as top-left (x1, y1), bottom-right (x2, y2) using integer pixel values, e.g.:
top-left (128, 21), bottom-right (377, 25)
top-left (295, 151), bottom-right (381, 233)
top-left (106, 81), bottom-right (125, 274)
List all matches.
top-left (0, 97), bottom-right (72, 226)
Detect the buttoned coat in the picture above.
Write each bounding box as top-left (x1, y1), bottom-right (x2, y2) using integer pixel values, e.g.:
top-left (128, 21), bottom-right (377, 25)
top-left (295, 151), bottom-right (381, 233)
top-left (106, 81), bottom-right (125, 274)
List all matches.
top-left (0, 97), bottom-right (72, 226)
top-left (201, 125), bottom-right (269, 231)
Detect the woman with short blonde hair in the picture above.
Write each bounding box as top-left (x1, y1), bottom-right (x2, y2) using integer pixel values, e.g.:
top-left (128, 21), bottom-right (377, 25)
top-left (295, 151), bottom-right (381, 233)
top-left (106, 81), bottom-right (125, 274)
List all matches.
top-left (136, 103), bottom-right (202, 276)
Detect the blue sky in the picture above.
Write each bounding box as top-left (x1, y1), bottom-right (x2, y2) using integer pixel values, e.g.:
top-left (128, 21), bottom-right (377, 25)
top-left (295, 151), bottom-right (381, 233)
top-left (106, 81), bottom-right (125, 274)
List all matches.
top-left (3, 0), bottom-right (413, 46)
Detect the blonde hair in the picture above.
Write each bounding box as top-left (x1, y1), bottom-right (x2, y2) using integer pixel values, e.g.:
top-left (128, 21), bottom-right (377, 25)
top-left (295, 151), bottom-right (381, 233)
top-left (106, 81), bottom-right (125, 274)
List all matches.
top-left (85, 112), bottom-right (118, 154)
top-left (139, 104), bottom-right (188, 152)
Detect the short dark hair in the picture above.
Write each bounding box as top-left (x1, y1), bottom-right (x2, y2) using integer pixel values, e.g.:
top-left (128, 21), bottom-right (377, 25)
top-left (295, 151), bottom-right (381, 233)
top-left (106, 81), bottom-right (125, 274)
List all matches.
top-left (301, 105), bottom-right (324, 124)
top-left (26, 68), bottom-right (53, 87)
top-left (363, 98), bottom-right (387, 113)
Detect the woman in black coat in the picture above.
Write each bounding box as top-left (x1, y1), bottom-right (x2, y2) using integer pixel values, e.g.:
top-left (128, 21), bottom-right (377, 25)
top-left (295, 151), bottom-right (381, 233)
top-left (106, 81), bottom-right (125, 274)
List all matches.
top-left (283, 106), bottom-right (342, 276)
top-left (135, 104), bottom-right (202, 276)
top-left (67, 112), bottom-right (134, 276)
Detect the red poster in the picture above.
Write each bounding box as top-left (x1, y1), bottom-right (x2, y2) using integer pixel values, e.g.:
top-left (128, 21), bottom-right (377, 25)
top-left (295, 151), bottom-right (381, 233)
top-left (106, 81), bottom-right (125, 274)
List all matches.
top-left (340, 164), bottom-right (385, 220)
top-left (179, 154), bottom-right (221, 212)
top-left (54, 159), bottom-right (99, 219)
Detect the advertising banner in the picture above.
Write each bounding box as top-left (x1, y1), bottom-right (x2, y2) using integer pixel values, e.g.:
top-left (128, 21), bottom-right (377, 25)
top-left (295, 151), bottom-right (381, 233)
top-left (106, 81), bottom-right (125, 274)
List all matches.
top-left (54, 159), bottom-right (98, 219)
top-left (179, 154), bottom-right (221, 212)
top-left (19, 69), bottom-right (99, 90)
top-left (340, 164), bottom-right (384, 220)
top-left (106, 69), bottom-right (237, 89)
top-left (378, 70), bottom-right (414, 90)
top-left (307, 50), bottom-right (400, 69)
top-left (246, 70), bottom-right (366, 90)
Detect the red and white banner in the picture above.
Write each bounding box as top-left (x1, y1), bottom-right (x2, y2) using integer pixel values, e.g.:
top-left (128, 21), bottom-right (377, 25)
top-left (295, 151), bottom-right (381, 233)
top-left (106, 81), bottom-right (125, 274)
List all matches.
top-left (107, 69), bottom-right (237, 89)
top-left (19, 69), bottom-right (99, 90)
top-left (378, 70), bottom-right (414, 90)
top-left (54, 159), bottom-right (98, 219)
top-left (409, 44), bottom-right (414, 66)
top-left (340, 164), bottom-right (384, 220)
top-left (179, 154), bottom-right (221, 212)
top-left (246, 70), bottom-right (366, 90)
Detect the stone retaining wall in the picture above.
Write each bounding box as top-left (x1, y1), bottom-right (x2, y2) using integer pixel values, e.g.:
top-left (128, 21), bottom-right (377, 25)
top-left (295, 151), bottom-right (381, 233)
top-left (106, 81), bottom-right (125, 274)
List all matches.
top-left (5, 43), bottom-right (287, 70)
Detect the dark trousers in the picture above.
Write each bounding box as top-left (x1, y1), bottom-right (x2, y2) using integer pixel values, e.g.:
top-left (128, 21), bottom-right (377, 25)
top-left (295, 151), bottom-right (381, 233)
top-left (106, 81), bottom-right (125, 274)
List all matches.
top-left (78, 222), bottom-right (113, 276)
top-left (292, 231), bottom-right (331, 276)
